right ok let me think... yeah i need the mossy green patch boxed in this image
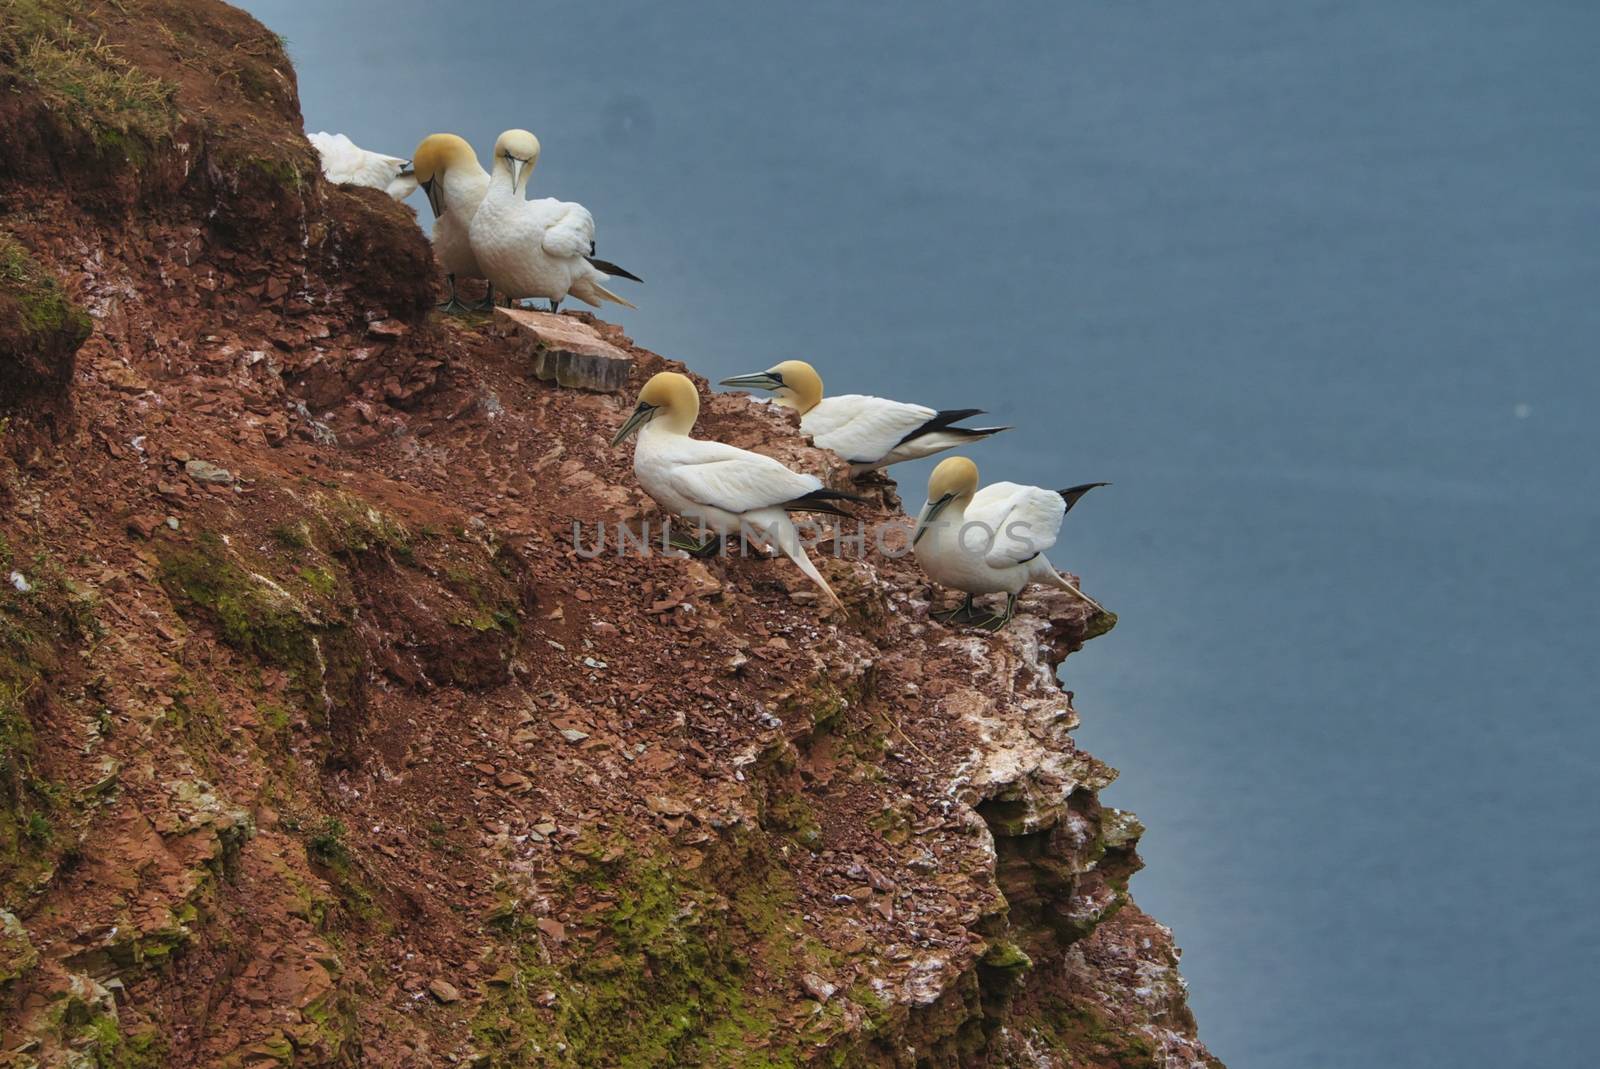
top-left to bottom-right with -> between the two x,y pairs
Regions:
306,817 -> 350,869
0,540 -> 88,908
297,565 -> 338,598
1033,997 -> 1159,1068
1082,608 -> 1118,641
981,940 -> 1033,972
0,908 -> 38,983
76,1003 -> 168,1068
314,491 -> 413,561
0,231 -> 93,341
157,531 -> 363,730
470,830 -> 837,1067
271,521 -> 312,551
777,678 -> 851,735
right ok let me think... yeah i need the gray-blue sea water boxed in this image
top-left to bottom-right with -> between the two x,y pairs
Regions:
244,2 -> 1600,1064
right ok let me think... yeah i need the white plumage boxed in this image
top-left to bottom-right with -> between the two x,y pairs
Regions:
613,373 -> 847,604
912,458 -> 1104,629
409,133 -> 492,310
719,360 -> 1006,475
432,167 -> 489,280
805,396 -> 980,471
307,132 -> 416,200
636,436 -> 827,533
469,129 -> 634,311
965,483 -> 1070,572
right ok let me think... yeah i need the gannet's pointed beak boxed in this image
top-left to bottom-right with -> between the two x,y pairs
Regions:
718,371 -> 785,392
912,494 -> 954,545
420,177 -> 444,216
508,157 -> 523,190
610,401 -> 657,446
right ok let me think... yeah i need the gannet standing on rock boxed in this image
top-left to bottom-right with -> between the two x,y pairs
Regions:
719,360 -> 1009,476
469,129 -> 639,313
912,456 -> 1107,631
307,132 -> 417,199
611,372 -> 857,605
411,133 -> 492,313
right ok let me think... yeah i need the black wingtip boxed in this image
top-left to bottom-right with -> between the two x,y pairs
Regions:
784,487 -> 867,517
1058,481 -> 1110,512
895,408 -> 998,447
586,256 -> 643,283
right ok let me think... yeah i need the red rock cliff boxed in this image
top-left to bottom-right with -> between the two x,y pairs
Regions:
0,2 -> 1222,1065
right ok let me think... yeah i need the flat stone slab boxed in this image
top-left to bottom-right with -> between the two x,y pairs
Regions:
490,307 -> 633,393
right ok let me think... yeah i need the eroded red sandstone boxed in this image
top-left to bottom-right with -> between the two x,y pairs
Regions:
0,3 -> 1221,1065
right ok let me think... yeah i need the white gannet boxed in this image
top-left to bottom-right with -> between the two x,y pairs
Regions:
411,133 -> 492,313
469,129 -> 639,313
308,131 -> 417,200
611,372 -> 858,605
912,456 -> 1106,630
719,360 -> 1009,476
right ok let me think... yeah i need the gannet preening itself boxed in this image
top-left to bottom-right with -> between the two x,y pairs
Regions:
719,360 -> 1009,476
412,133 -> 492,313
611,372 -> 859,605
912,456 -> 1107,631
307,132 -> 417,200
469,129 -> 639,313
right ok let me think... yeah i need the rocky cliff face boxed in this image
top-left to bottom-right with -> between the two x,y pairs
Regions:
0,3 -> 1221,1066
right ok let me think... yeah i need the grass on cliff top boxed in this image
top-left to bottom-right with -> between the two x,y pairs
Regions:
0,0 -> 177,138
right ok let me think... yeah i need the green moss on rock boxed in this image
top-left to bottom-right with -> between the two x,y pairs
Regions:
469,831 -> 839,1067
0,908 -> 38,984
157,532 -> 363,731
0,540 -> 88,907
0,232 -> 93,434
981,940 -> 1033,972
1082,608 -> 1118,640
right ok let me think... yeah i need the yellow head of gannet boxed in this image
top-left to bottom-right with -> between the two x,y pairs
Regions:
718,360 -> 824,414
491,128 -> 542,193
412,133 -> 479,216
611,372 -> 700,444
913,456 -> 980,545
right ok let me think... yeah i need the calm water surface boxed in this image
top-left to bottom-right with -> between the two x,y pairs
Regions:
244,2 -> 1600,1064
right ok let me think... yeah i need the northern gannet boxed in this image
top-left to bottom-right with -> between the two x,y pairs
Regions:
308,131 -> 417,200
469,129 -> 639,313
611,372 -> 857,605
412,133 -> 492,313
912,456 -> 1106,630
719,360 -> 1009,476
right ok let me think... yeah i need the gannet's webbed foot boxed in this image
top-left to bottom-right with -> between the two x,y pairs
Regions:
436,274 -> 471,313
930,594 -> 975,624
685,534 -> 723,558
974,593 -> 1018,632
469,284 -> 496,312
667,530 -> 721,557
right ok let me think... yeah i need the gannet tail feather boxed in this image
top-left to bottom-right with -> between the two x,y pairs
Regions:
766,514 -> 841,605
1040,565 -> 1106,614
893,423 -> 1010,454
1058,481 -> 1110,512
589,279 -> 636,309
895,408 -> 989,446
586,256 -> 643,283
